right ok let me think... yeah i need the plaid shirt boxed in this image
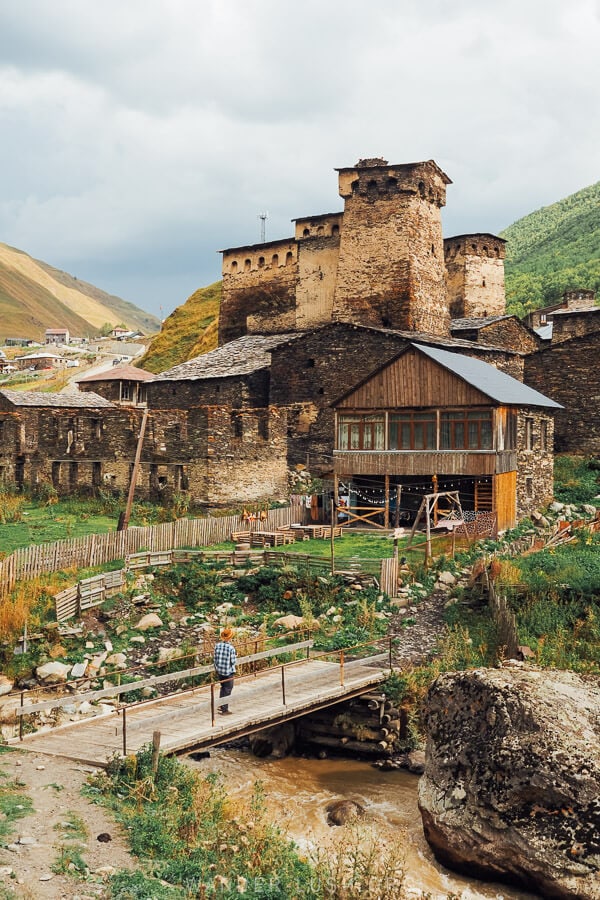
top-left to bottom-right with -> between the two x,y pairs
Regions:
213,640 -> 237,676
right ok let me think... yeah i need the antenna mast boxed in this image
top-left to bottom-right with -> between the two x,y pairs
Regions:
258,211 -> 269,243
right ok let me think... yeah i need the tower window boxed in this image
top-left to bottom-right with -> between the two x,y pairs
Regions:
231,260 -> 238,272
303,228 -> 310,237
482,278 -> 486,287
317,225 -> 324,235
306,358 -> 315,368
258,256 -> 265,268
244,258 -> 251,271
331,224 -> 340,237
366,179 -> 378,200
271,253 -> 279,266
285,251 -> 294,265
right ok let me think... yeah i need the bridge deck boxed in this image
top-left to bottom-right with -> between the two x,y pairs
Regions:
15,657 -> 387,767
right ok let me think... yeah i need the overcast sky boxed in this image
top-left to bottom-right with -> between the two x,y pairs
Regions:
1,0 -> 598,319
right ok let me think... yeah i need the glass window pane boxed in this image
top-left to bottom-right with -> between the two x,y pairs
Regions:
481,421 -> 492,449
350,424 -> 360,450
441,420 -> 450,449
374,421 -> 385,450
401,424 -> 411,449
338,423 -> 348,450
426,423 -> 436,449
468,421 -> 479,448
454,422 -> 465,448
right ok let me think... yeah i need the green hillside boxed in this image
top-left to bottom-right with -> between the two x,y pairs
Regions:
502,181 -> 600,317
36,260 -> 161,335
0,242 -> 160,342
137,281 -> 221,373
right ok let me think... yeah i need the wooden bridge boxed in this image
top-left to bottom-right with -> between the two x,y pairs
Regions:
12,641 -> 390,768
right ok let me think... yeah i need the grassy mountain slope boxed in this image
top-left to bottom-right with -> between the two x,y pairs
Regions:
35,259 -> 160,335
137,281 -> 221,373
0,242 -> 160,341
502,181 -> 600,317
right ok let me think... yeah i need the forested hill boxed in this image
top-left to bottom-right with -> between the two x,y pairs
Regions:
502,180 -> 600,317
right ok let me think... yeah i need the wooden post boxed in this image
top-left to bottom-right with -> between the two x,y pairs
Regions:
19,691 -> 24,742
118,408 -> 149,531
425,497 -> 432,566
388,635 -> 393,670
210,680 -> 215,726
432,474 -> 439,526
122,707 -> 127,757
384,475 -> 390,528
339,649 -> 345,687
151,731 -> 161,781
330,498 -> 335,576
281,665 -> 286,706
394,485 -> 401,529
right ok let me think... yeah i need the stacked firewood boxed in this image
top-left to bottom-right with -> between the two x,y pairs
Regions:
297,692 -> 402,757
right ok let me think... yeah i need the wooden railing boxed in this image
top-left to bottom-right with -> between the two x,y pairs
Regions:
14,634 -> 392,753
0,505 -> 296,598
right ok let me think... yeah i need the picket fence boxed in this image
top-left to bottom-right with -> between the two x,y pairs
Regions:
0,504 -> 297,599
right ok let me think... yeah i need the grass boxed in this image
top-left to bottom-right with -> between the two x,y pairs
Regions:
553,455 -> 600,505
85,747 -> 411,899
0,756 -> 34,847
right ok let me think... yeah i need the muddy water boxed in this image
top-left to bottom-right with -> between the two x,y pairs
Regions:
186,748 -> 538,900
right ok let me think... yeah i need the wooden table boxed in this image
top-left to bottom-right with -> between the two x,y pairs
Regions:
250,531 -> 296,547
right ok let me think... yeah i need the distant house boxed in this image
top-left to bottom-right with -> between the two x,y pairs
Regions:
5,337 -> 36,348
111,327 -> 130,339
14,352 -> 68,371
77,364 -> 155,406
524,289 -> 599,343
332,342 -> 561,531
45,328 -> 70,346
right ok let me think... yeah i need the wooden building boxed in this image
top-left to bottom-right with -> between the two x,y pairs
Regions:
77,364 -> 155,406
332,343 -> 561,531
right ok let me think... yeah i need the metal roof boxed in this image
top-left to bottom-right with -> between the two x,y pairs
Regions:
412,344 -> 562,408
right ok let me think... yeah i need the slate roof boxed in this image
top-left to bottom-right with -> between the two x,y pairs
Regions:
550,306 -> 600,316
0,389 -> 115,408
155,333 -> 304,381
77,365 -> 155,383
413,344 -> 562,408
450,316 -> 511,330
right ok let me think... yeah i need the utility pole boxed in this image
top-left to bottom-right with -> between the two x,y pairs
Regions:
258,212 -> 269,244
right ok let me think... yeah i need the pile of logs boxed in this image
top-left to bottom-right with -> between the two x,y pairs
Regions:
297,692 -> 402,757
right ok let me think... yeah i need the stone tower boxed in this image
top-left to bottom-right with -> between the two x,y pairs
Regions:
444,234 -> 506,319
331,158 -> 451,335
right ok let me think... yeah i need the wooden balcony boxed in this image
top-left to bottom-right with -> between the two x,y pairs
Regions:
333,449 -> 517,477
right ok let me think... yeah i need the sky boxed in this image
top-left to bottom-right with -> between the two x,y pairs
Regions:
0,0 -> 599,320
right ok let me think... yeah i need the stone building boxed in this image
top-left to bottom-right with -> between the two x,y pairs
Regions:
0,155 -> 565,523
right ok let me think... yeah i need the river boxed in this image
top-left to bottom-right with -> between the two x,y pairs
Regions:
186,747 -> 539,899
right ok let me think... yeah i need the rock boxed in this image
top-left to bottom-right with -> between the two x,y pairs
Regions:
583,504 -> 597,516
0,676 -> 14,697
129,635 -> 145,644
105,652 -> 127,667
249,722 -> 296,759
35,662 -> 70,684
550,501 -> 564,512
135,613 -> 163,631
157,647 -> 184,664
390,597 -> 410,609
419,668 -> 600,900
115,624 -> 128,636
70,662 -> 88,678
325,799 -> 364,826
273,614 -> 305,630
78,701 -> 93,715
0,866 -> 13,877
437,571 -> 456,586
405,749 -> 426,774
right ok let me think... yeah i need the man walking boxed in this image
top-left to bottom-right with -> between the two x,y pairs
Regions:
213,627 -> 237,715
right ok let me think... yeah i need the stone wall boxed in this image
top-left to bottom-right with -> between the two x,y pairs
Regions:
515,410 -> 555,517
445,235 -> 506,319
295,229 -> 340,329
147,371 -> 271,410
456,318 -> 539,355
525,333 -> 600,453
332,160 -> 450,335
549,309 -> 600,345
219,238 -> 298,344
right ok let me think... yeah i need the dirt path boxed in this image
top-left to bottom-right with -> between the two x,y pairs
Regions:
0,750 -> 135,899
391,590 -> 451,667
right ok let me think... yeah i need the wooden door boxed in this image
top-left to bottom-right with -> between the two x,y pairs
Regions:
493,471 -> 517,532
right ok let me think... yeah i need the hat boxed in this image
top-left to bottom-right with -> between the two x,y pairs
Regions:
220,627 -> 233,640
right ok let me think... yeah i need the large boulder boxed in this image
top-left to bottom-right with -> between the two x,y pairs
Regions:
325,799 -> 364,826
419,667 -> 600,899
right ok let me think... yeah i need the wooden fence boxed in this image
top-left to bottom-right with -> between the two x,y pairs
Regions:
0,505 -> 295,599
